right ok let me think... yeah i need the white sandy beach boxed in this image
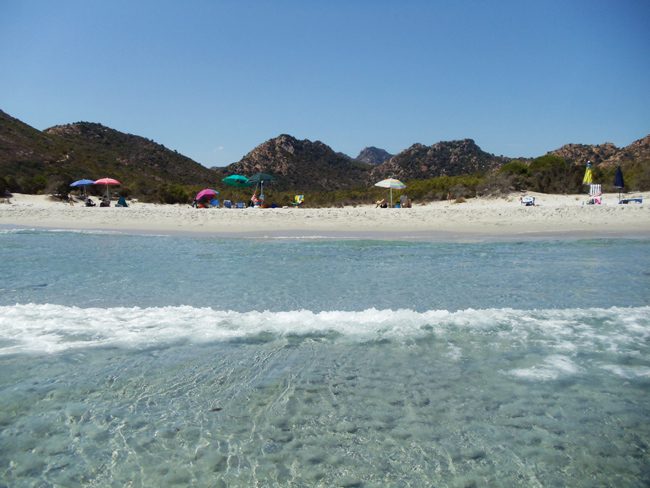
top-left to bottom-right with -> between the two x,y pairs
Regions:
1,192 -> 649,240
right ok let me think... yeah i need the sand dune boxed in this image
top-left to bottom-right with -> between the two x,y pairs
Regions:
1,192 -> 648,241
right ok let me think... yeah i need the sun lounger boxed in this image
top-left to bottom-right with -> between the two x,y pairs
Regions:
619,197 -> 643,204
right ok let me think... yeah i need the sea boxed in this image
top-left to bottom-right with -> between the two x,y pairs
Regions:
0,228 -> 649,487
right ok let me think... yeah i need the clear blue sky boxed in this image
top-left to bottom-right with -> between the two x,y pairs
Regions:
1,0 -> 648,166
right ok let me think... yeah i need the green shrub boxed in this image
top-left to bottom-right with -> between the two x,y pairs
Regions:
499,160 -> 529,176
157,184 -> 191,204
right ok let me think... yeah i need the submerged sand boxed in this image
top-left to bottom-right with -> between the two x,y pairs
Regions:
1,192 -> 649,241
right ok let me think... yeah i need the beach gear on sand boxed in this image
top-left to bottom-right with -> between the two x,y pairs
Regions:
94,177 -> 121,201
222,175 -> 251,188
292,195 -> 304,207
582,162 -> 593,185
70,179 -> 95,197
614,166 -> 625,202
195,189 -> 219,201
375,178 -> 406,207
587,184 -> 602,205
248,173 -> 274,202
71,179 -> 95,187
521,196 -> 535,206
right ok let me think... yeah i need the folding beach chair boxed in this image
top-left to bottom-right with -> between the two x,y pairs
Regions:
588,184 -> 602,205
292,194 -> 304,207
235,201 -> 246,209
223,200 -> 232,208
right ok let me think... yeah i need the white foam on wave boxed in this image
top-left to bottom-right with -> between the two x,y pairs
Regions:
0,304 -> 648,358
509,355 -> 581,381
600,364 -> 650,379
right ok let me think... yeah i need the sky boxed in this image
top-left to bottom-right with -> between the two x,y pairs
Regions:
1,0 -> 648,167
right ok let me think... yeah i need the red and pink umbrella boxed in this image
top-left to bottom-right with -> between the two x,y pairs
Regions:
94,177 -> 121,200
195,188 -> 219,201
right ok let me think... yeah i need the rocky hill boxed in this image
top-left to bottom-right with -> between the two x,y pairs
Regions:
548,135 -> 650,167
224,134 -> 372,191
0,110 -> 216,196
43,122 -> 216,185
0,109 -> 63,170
355,146 -> 393,165
372,139 -> 508,180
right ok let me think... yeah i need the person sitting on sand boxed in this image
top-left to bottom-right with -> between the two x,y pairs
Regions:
85,197 -> 96,207
399,194 -> 412,208
375,198 -> 388,208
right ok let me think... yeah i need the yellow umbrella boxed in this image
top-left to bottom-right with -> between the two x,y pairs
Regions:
582,162 -> 593,185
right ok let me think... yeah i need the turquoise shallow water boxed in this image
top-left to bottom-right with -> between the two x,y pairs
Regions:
1,229 -> 649,486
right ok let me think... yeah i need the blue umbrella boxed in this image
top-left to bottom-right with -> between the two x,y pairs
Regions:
70,179 -> 95,187
614,166 -> 625,201
614,166 -> 624,189
70,179 -> 95,196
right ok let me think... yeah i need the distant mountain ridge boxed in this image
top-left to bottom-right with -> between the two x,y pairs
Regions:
224,134 -> 371,191
1,108 -> 648,198
549,135 -> 650,167
355,146 -> 393,165
372,139 -> 509,180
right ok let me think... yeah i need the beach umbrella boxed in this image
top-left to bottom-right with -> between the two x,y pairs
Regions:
70,179 -> 95,187
70,179 -> 95,196
94,177 -> 121,200
248,173 -> 274,201
582,162 -> 593,185
222,174 -> 251,188
375,178 -> 406,207
195,188 -> 219,201
614,166 -> 625,201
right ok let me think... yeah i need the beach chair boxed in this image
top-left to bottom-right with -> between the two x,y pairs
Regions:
520,196 -> 535,206
235,201 -> 246,209
292,195 -> 304,207
223,200 -> 232,208
209,198 -> 220,208
116,196 -> 128,207
588,184 -> 602,205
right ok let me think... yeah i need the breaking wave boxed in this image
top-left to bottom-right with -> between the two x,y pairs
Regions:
1,303 -> 648,356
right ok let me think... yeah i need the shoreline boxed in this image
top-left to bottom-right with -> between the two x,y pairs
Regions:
1,192 -> 649,242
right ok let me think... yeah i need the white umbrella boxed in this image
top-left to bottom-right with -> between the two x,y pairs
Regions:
374,178 -> 406,207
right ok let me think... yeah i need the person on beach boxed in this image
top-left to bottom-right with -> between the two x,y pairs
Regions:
375,198 -> 388,208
